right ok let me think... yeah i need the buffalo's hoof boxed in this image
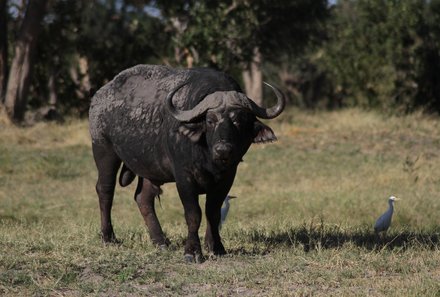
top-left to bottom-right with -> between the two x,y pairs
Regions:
103,238 -> 122,245
184,253 -> 205,264
152,237 -> 171,248
205,243 -> 227,256
213,248 -> 227,256
207,248 -> 227,260
158,244 -> 168,251
101,233 -> 121,245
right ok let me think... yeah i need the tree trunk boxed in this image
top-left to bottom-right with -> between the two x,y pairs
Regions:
48,69 -> 57,106
0,0 -> 7,101
0,0 -> 8,128
69,54 -> 91,99
242,47 -> 263,105
4,0 -> 47,122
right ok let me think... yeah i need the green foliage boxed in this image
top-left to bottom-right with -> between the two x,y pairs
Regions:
4,0 -> 329,118
159,0 -> 328,71
29,0 -> 168,115
76,1 -> 168,86
32,0 -> 84,112
182,2 -> 257,69
6,0 -> 440,117
319,0 -> 440,113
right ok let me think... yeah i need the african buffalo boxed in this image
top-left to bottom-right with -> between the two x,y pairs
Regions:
89,64 -> 285,262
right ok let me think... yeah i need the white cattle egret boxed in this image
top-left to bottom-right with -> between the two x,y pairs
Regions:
374,196 -> 400,234
219,195 -> 237,230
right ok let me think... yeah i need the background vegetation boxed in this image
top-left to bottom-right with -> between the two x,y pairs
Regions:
1,0 -> 440,123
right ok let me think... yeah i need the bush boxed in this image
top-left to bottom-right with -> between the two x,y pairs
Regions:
319,0 -> 440,113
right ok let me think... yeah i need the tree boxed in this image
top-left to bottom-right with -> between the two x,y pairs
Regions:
242,0 -> 328,104
4,0 -> 47,122
76,1 -> 167,90
158,0 -> 328,105
3,0 -> 167,119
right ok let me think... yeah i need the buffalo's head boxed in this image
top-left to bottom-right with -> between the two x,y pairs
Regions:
166,82 -> 286,170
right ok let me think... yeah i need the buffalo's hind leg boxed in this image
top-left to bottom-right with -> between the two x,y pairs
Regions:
92,143 -> 122,243
135,177 -> 170,248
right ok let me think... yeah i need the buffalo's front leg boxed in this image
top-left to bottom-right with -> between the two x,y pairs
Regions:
134,177 -> 169,247
205,173 -> 235,256
92,143 -> 122,243
204,194 -> 227,256
176,183 -> 203,263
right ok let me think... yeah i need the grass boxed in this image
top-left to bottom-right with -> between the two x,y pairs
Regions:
0,108 -> 439,296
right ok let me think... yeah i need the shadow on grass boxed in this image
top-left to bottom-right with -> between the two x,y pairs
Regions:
103,225 -> 440,257
230,225 -> 440,254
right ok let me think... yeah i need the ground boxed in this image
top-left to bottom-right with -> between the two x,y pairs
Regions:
0,108 -> 439,296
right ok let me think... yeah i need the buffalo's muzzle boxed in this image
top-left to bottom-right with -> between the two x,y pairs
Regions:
213,142 -> 233,165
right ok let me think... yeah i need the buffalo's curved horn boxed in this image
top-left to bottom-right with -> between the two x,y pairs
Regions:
166,82 -> 223,122
247,82 -> 286,119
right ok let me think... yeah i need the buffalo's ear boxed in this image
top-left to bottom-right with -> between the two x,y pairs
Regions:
179,123 -> 205,142
253,120 -> 277,143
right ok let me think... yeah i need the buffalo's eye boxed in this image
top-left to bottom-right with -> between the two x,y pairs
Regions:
229,111 -> 241,127
206,115 -> 217,127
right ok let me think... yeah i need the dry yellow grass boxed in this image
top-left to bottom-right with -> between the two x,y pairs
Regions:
0,106 -> 11,126
0,108 -> 439,296
0,119 -> 91,149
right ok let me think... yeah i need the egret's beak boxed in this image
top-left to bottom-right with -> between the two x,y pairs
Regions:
228,195 -> 237,200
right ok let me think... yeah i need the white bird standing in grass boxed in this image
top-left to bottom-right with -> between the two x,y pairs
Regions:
219,195 -> 237,230
374,196 -> 400,234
